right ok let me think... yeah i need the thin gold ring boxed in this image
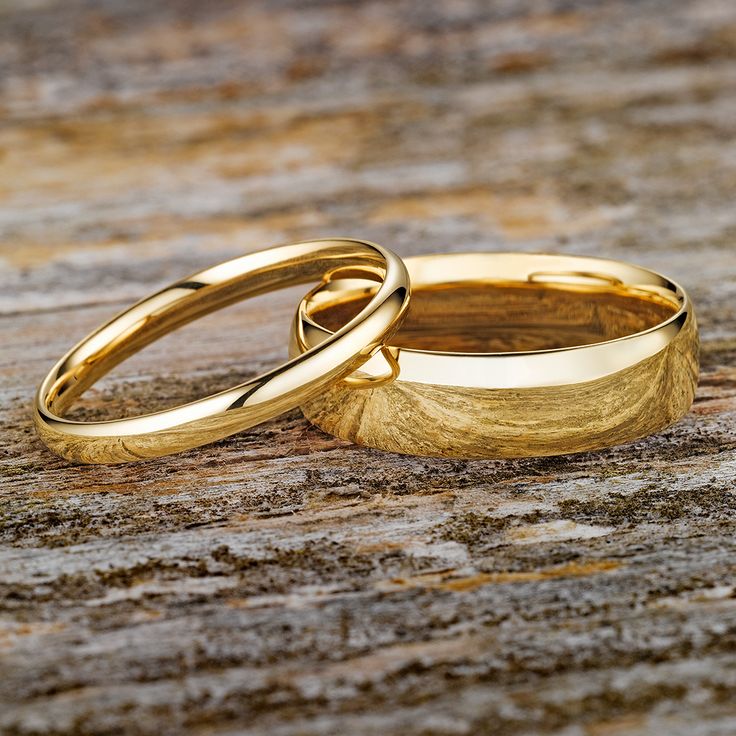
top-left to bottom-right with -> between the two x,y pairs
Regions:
291,252 -> 699,459
34,238 -> 410,464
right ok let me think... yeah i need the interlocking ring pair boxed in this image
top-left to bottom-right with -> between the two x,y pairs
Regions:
34,239 -> 698,464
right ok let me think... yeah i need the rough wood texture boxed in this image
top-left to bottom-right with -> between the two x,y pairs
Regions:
1,1 -> 735,734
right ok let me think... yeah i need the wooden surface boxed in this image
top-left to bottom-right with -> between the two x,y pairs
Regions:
1,1 -> 736,734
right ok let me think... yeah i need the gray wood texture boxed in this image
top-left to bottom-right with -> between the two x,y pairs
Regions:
1,1 -> 735,734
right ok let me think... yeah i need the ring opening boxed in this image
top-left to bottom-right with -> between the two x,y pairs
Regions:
308,280 -> 680,353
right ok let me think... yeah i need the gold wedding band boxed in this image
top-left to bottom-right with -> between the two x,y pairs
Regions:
291,252 -> 699,459
34,239 -> 410,464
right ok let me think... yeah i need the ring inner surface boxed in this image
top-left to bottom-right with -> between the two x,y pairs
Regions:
309,281 -> 679,353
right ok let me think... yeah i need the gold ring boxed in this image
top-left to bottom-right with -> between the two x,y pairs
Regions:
34,238 -> 410,464
291,252 -> 699,458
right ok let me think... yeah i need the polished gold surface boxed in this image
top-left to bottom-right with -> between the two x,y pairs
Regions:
292,253 -> 699,458
34,239 -> 410,463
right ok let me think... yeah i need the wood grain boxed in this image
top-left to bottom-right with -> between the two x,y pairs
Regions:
1,1 -> 736,734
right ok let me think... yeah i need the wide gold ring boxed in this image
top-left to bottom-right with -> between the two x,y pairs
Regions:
34,238 -> 410,464
291,252 -> 699,459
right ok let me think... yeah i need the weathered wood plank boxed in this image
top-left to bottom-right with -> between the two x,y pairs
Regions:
1,0 -> 736,734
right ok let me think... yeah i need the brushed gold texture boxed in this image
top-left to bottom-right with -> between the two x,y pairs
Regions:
34,239 -> 410,464
291,253 -> 699,459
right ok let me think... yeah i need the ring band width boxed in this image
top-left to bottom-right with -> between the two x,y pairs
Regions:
34,238 -> 410,463
292,252 -> 699,459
